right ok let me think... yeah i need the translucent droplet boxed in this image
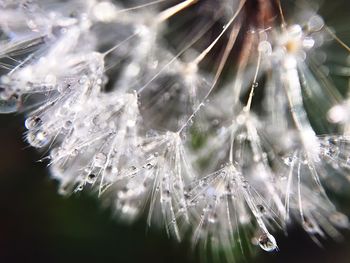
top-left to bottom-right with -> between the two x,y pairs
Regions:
75,183 -> 84,192
25,116 -> 42,130
308,15 -> 324,32
64,120 -> 73,129
27,129 -> 50,148
145,163 -> 153,169
258,233 -> 277,252
79,75 -> 89,84
87,173 -> 97,184
258,41 -> 272,55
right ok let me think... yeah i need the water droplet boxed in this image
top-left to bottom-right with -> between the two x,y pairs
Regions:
257,205 -> 265,214
145,163 -> 153,169
27,129 -> 50,148
25,116 -> 42,130
76,184 -> 84,192
258,233 -> 277,252
220,170 -> 227,176
64,120 -> 73,129
258,41 -> 272,55
87,173 -> 97,184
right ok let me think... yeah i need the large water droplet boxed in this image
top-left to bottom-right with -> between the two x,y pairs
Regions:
25,116 -> 42,130
87,173 -> 97,184
258,233 -> 278,252
27,129 -> 50,148
144,163 -> 153,170
64,120 -> 73,129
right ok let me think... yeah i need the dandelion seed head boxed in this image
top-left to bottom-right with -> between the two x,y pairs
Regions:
1,0 -> 350,260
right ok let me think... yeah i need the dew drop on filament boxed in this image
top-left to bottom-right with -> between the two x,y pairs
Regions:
25,116 -> 42,130
258,233 -> 278,252
27,129 -> 50,148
